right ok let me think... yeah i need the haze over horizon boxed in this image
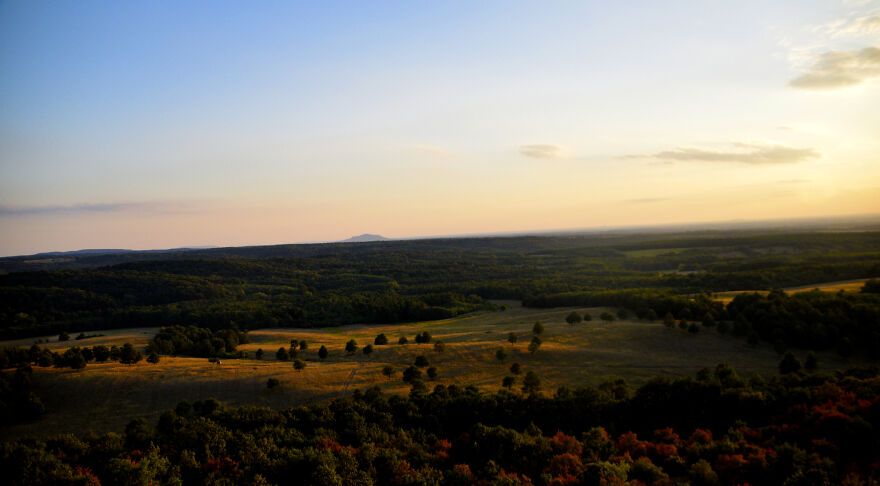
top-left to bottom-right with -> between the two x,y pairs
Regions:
2,1 -> 879,256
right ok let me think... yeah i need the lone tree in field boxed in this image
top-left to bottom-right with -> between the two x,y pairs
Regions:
434,341 -> 446,353
510,362 -> 522,375
414,355 -> 430,368
402,365 -> 422,383
522,371 -> 541,395
779,352 -> 802,375
532,321 -> 545,336
120,343 -> 143,365
508,332 -> 518,344
528,336 -> 542,355
566,311 -> 582,325
255,348 -> 264,360
382,365 -> 394,378
298,341 -> 308,351
495,347 -> 508,361
266,378 -> 280,390
345,340 -> 358,355
415,331 -> 432,344
293,359 -> 306,371
398,336 -> 409,345
663,312 -> 675,328
502,376 -> 515,389
147,352 -> 160,364
600,312 -> 615,322
363,344 -> 374,356
583,312 -> 592,322
374,334 -> 388,345
276,347 -> 290,361
318,345 -> 328,360
426,366 -> 438,380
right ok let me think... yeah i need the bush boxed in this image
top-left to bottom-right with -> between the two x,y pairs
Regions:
779,352 -> 802,374
398,336 -> 408,345
362,344 -> 374,355
600,312 -> 615,322
426,366 -> 438,380
414,355 -> 430,368
510,362 -> 521,374
495,347 -> 508,361
507,332 -> 518,343
293,359 -> 306,371
434,341 -> 446,353
276,347 -> 290,361
255,348 -> 264,360
402,365 -> 421,383
318,345 -> 328,360
522,370 -> 541,395
502,376 -> 515,388
382,365 -> 394,377
374,334 -> 388,345
415,332 -> 432,344
532,321 -> 545,335
266,378 -> 280,389
147,352 -> 160,364
528,336 -> 542,355
565,311 -> 582,324
345,340 -> 358,355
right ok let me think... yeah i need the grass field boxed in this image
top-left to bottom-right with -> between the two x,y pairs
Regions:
1,301 -> 864,440
711,278 -> 870,304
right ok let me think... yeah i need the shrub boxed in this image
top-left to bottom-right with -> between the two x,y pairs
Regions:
266,378 -> 280,389
565,311 -> 582,324
374,334 -> 388,345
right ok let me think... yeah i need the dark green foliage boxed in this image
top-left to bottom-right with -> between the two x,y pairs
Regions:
646,309 -> 657,321
779,352 -> 802,374
344,340 -> 358,355
600,312 -> 615,322
495,347 -> 507,361
862,278 -> 880,293
147,352 -> 160,364
398,336 -> 408,345
149,325 -> 247,358
266,378 -> 280,389
532,321 -> 544,335
298,340 -> 308,350
362,344 -> 373,356
528,336 -> 541,354
414,355 -> 430,368
507,332 -> 518,343
433,341 -> 446,353
293,359 -> 306,371
402,365 -> 421,383
426,366 -> 438,380
510,362 -> 521,374
663,312 -> 675,328
255,348 -> 264,360
688,323 -> 699,334
119,343 -> 142,365
565,311 -> 581,324
92,345 -> 110,362
374,333 -> 388,345
381,365 -> 394,377
522,370 -> 541,395
414,331 -> 432,344
318,345 -> 328,360
502,376 -> 515,388
276,347 -> 290,361
0,365 -> 45,424
583,311 -> 592,321
678,319 -> 688,330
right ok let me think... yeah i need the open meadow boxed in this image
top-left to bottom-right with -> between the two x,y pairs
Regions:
0,301 -> 862,441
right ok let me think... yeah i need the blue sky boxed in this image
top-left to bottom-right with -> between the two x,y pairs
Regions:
1,1 -> 879,255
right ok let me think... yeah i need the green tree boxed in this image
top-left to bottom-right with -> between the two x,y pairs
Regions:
293,359 -> 306,371
414,355 -> 430,367
362,344 -> 374,355
507,332 -> 518,344
276,347 -> 290,361
318,345 -> 329,360
92,345 -> 110,362
532,321 -> 545,335
398,336 -> 408,345
382,365 -> 394,378
566,311 -> 582,324
495,347 -> 508,361
147,352 -> 160,364
119,343 -> 143,365
528,336 -> 542,355
374,334 -> 388,345
583,312 -> 592,321
434,341 -> 446,353
426,366 -> 438,380
402,365 -> 422,383
345,339 -> 358,355
298,341 -> 308,351
255,348 -> 264,360
522,370 -> 541,395
502,376 -> 515,389
600,312 -> 615,322
510,362 -> 522,374
266,378 -> 280,389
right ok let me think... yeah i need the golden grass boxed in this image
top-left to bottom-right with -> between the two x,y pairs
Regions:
0,301 -> 865,440
712,278 -> 869,304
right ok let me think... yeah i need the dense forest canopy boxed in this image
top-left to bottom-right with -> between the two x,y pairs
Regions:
1,230 -> 879,345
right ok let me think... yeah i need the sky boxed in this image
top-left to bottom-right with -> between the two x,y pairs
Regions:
1,0 -> 879,256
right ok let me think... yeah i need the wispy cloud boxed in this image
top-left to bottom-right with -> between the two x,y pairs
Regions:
625,197 -> 669,204
789,46 -> 880,89
628,143 -> 820,165
520,144 -> 565,160
0,201 -> 194,216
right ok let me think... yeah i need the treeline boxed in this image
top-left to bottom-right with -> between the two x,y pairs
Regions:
148,326 -> 249,358
2,365 -> 878,485
2,231 -> 879,340
523,289 -> 724,321
0,342 -> 148,371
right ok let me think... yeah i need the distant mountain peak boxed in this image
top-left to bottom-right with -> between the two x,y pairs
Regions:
341,234 -> 389,243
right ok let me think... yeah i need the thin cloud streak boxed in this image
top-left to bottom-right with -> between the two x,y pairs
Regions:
644,143 -> 820,165
520,144 -> 565,160
0,201 -> 197,216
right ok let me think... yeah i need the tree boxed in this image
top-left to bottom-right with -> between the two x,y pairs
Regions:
290,339 -> 299,349
58,331 -> 70,342
426,366 -> 438,380
502,376 -> 515,389
255,348 -> 264,360
382,365 -> 394,378
861,278 -> 880,293
299,341 -> 308,351
276,347 -> 290,361
362,344 -> 374,356
93,345 -> 110,362
532,321 -> 545,335
583,312 -> 592,322
345,340 -> 358,355
402,365 -> 422,383
510,362 -> 522,374
374,334 -> 388,345
600,312 -> 615,322
293,359 -> 306,371
616,309 -> 628,320
495,347 -> 508,361
414,355 -> 430,368
805,351 -> 818,371
779,352 -> 802,374
566,311 -> 582,325
147,352 -> 160,364
663,312 -> 675,328
522,371 -> 541,395
528,336 -> 542,355
507,332 -> 518,344
415,332 -> 432,344
119,343 -> 143,365
434,341 -> 446,353
318,345 -> 329,360
398,336 -> 409,345
266,378 -> 280,389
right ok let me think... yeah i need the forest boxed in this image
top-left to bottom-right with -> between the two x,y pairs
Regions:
2,363 -> 878,485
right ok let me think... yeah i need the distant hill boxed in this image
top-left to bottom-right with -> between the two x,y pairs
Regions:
341,234 -> 389,243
